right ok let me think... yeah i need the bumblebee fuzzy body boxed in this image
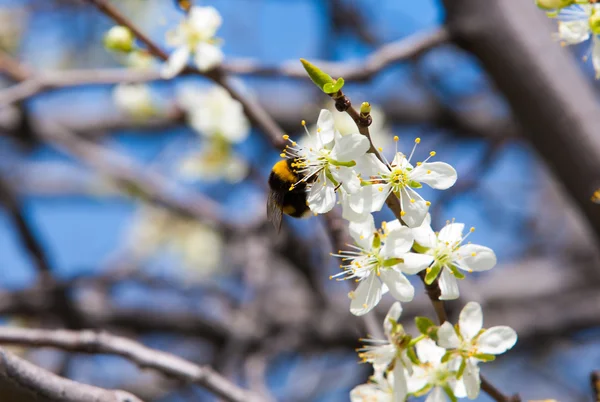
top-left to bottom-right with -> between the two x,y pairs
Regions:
267,158 -> 311,229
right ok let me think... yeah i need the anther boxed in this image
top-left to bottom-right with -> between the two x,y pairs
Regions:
280,153 -> 286,157
282,134 -> 289,140
416,162 -> 422,166
410,199 -> 415,203
394,136 -> 399,142
427,170 -> 431,174
401,211 -> 406,216
378,147 -> 383,152
425,201 -> 431,206
471,252 -> 476,257
430,151 -> 436,156
301,120 -> 306,126
415,138 -> 421,144
470,227 -> 475,232
378,187 -> 383,192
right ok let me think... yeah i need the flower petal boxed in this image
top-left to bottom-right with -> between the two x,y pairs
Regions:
347,184 -> 390,215
397,252 -> 433,275
161,46 -> 190,79
350,273 -> 383,316
189,6 -> 222,38
459,302 -> 483,341
307,177 -> 336,214
437,322 -> 460,349
415,338 -> 445,364
331,166 -> 361,194
438,223 -> 464,244
315,109 -> 336,144
438,267 -> 460,300
383,302 -> 402,337
341,192 -> 372,223
557,20 -> 590,45
477,326 -> 518,354
355,153 -> 389,177
380,225 -> 414,257
399,186 -> 428,228
463,359 -> 481,399
456,244 -> 497,272
393,360 -> 408,402
425,386 -> 447,402
412,214 -> 437,248
350,384 -> 388,402
410,162 -> 457,190
194,42 -> 223,72
380,269 -> 414,302
330,133 -> 370,162
349,214 -> 375,249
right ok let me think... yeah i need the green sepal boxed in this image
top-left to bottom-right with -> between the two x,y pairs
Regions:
412,242 -> 429,253
412,384 -> 432,397
449,264 -> 466,280
441,350 -> 454,363
442,384 -> 458,402
425,263 -> 442,285
300,58 -> 334,92
457,358 -> 466,379
329,159 -> 356,167
408,180 -> 422,189
372,232 -> 381,249
406,346 -> 420,365
415,316 -> 435,336
473,353 -> 496,362
383,258 -> 403,267
323,77 -> 345,94
325,170 -> 339,186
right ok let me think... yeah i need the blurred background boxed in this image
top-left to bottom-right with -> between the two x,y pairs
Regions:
0,0 -> 598,401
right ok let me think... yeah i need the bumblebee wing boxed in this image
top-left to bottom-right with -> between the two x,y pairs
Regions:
267,190 -> 284,232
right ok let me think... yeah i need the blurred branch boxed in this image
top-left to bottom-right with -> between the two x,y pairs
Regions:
442,0 -> 600,244
0,347 -> 142,402
592,371 -> 600,401
0,327 -> 264,402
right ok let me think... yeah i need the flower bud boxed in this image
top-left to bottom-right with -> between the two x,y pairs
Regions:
360,102 -> 371,116
534,0 -> 574,10
104,26 -> 135,52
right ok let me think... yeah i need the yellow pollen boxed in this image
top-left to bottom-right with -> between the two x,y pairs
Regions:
301,120 -> 306,126
401,211 -> 406,216
363,303 -> 368,309
378,187 -> 383,192
410,199 -> 415,203
313,212 -> 318,216
427,170 -> 432,174
329,275 -> 333,279
416,162 -> 422,166
348,291 -> 355,299
289,185 -> 295,190
280,153 -> 286,158
468,269 -> 473,273
360,235 -> 364,239
415,138 -> 421,144
292,141 -> 297,146
394,136 -> 399,141
426,201 -> 431,206
470,227 -> 475,232
378,147 -> 383,151
426,267 -> 432,273
283,134 -> 289,140
317,128 -> 322,133
430,151 -> 436,156
471,252 -> 477,257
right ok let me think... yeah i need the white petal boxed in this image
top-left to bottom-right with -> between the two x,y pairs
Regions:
463,359 -> 481,399
410,162 -> 457,190
349,214 -> 375,249
393,361 -> 408,401
557,20 -> 590,45
399,186 -> 428,228
341,192 -> 373,223
194,43 -> 223,72
350,273 -> 383,316
477,326 -> 518,354
380,226 -> 414,257
593,37 -> 600,79
380,269 -> 414,302
415,338 -> 446,364
412,214 -> 437,249
406,366 -> 428,393
348,184 -> 390,215
189,6 -> 222,38
350,384 -> 388,402
438,267 -> 460,300
316,109 -> 335,144
397,252 -> 433,275
330,133 -> 370,162
331,166 -> 361,194
383,302 -> 402,337
355,153 -> 389,177
438,223 -> 464,244
459,302 -> 483,341
456,244 -> 497,272
161,46 -> 190,79
307,178 -> 336,214
425,386 -> 447,402
437,322 -> 460,349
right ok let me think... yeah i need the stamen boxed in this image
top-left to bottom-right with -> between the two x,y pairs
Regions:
282,134 -> 289,140
408,137 -> 420,162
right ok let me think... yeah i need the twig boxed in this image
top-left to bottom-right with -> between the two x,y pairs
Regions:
481,376 -> 522,402
0,347 -> 143,402
0,327 -> 264,402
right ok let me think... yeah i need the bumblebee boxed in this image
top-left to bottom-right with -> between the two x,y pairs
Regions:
267,158 -> 312,230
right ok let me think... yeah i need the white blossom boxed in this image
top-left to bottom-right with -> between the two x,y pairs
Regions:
412,215 -> 497,300
179,137 -> 248,183
554,4 -> 600,78
356,302 -> 413,401
177,85 -> 250,143
331,214 -> 432,315
347,138 -> 457,228
162,6 -> 223,78
437,302 -> 517,399
282,109 -> 369,214
113,83 -> 155,118
350,371 -> 394,402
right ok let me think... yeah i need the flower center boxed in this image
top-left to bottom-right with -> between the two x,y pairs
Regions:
432,244 -> 453,266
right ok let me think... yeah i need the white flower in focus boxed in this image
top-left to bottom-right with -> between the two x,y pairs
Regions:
113,83 -> 155,118
162,6 -> 223,78
554,4 -> 600,78
331,215 -> 433,315
348,138 -> 457,228
282,109 -> 370,214
350,371 -> 394,402
437,302 -> 517,399
407,339 -> 462,402
357,302 -> 413,400
177,85 -> 249,143
412,215 -> 497,300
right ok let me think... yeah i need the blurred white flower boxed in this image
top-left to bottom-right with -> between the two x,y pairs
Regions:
177,85 -> 250,143
179,136 -> 249,183
128,205 -> 223,279
331,215 -> 432,316
125,50 -> 156,70
412,215 -> 497,300
350,371 -> 394,402
0,7 -> 26,53
437,302 -> 517,399
162,6 -> 223,77
113,83 -> 155,118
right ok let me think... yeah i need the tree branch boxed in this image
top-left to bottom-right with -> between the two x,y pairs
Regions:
0,328 -> 264,402
0,347 -> 143,402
